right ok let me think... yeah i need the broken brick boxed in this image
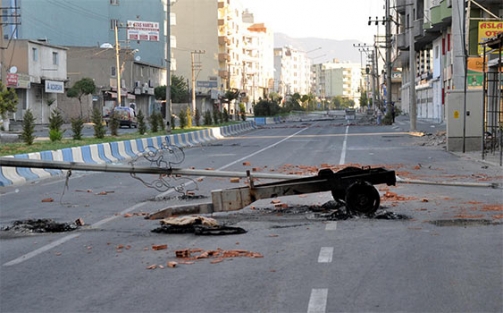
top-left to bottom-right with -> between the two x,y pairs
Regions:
152,244 -> 168,251
167,261 -> 178,268
230,177 -> 240,183
75,218 -> 85,226
242,161 -> 251,166
175,249 -> 191,258
41,198 -> 54,203
146,264 -> 157,270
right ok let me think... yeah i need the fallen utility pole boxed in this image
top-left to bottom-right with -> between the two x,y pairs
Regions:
396,176 -> 499,189
0,158 -> 304,180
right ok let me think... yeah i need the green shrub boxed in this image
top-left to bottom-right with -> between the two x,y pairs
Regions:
49,128 -> 63,141
239,103 -> 247,121
156,113 -> 165,132
212,109 -> 219,125
185,107 -> 192,128
178,108 -> 187,129
223,108 -> 229,123
137,109 -> 147,135
109,111 -> 120,136
48,110 -> 65,142
170,114 -> 176,130
21,109 -> 35,145
204,110 -> 212,126
149,112 -> 159,133
92,108 -> 106,139
71,117 -> 84,140
194,108 -> 201,126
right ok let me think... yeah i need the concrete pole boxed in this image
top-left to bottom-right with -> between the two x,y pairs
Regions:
191,51 -> 196,115
115,23 -> 121,107
165,0 -> 172,133
409,12 -> 417,132
385,0 -> 392,116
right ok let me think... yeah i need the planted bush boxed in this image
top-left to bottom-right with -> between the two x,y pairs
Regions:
21,109 -> 35,145
71,117 -> 84,140
48,109 -> 64,142
137,109 -> 147,135
92,108 -> 106,139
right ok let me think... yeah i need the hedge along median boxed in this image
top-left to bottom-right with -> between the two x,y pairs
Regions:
0,121 -> 256,187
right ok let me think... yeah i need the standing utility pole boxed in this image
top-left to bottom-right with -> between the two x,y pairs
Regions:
385,0 -> 392,117
409,8 -> 417,131
165,0 -> 172,132
115,22 -> 121,107
191,50 -> 205,114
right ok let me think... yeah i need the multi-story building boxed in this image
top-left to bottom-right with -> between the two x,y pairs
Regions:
1,0 -> 274,121
395,0 -> 502,151
171,1 -> 273,114
273,46 -> 312,101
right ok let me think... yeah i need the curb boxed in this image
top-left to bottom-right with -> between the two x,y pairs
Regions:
0,121 -> 256,187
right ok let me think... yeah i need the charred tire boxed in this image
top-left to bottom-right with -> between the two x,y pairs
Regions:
344,181 -> 380,215
330,167 -> 365,202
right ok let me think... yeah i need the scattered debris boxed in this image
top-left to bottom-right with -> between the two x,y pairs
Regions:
152,244 -> 168,250
167,261 -> 178,268
152,215 -> 246,235
1,219 -> 80,233
174,248 -> 263,265
75,218 -> 85,226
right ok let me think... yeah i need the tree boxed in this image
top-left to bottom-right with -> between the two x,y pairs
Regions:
359,92 -> 369,109
154,75 -> 189,103
91,108 -> 106,139
21,109 -> 35,145
48,109 -> 65,141
0,81 -> 18,122
67,77 -> 96,119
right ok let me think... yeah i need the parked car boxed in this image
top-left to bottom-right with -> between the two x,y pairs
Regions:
112,106 -> 137,128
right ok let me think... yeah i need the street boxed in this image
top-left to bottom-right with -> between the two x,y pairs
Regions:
1,118 -> 502,313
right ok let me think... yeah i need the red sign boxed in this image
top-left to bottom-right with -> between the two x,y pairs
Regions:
6,73 -> 18,87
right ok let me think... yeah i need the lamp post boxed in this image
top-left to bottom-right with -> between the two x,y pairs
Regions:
191,50 -> 205,115
114,22 -> 122,107
165,0 -> 172,133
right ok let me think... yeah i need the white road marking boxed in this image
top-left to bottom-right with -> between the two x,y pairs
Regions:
3,233 -> 80,267
307,288 -> 328,313
5,128 -> 311,267
3,203 -> 147,267
157,127 -> 309,199
318,247 -> 334,263
325,222 -> 337,230
339,126 -> 349,165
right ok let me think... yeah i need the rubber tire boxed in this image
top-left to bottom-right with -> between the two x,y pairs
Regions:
330,167 -> 365,202
344,181 -> 380,215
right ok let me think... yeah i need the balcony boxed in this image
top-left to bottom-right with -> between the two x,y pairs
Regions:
218,53 -> 230,62
218,69 -> 228,79
429,0 -> 452,31
396,32 -> 409,50
396,0 -> 408,14
218,35 -> 230,46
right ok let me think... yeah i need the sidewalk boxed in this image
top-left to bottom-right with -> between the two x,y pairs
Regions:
393,114 -> 502,168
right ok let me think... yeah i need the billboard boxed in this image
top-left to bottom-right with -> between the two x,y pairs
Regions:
478,21 -> 503,55
127,20 -> 160,42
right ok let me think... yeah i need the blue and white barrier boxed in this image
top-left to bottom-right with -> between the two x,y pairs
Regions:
0,121 -> 256,187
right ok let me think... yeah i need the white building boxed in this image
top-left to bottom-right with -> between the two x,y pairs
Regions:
273,46 -> 312,101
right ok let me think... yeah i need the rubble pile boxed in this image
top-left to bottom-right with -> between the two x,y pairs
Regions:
416,131 -> 446,146
1,218 -> 81,233
151,215 -> 246,235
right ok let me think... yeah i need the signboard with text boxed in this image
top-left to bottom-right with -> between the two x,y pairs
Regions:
45,80 -> 64,93
127,20 -> 159,42
478,21 -> 503,55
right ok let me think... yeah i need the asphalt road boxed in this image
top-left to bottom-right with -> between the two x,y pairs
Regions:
1,119 -> 502,313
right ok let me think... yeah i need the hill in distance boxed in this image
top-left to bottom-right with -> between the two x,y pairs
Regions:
274,33 -> 366,65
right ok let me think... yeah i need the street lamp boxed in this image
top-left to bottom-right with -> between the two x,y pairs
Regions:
191,50 -> 205,114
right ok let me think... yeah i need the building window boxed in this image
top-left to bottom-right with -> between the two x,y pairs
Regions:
110,19 -> 118,30
52,52 -> 59,65
32,48 -> 38,61
110,0 -> 119,4
111,66 -> 116,77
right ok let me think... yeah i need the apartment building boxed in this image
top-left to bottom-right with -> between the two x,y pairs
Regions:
273,46 -> 312,101
395,0 -> 501,151
315,61 -> 362,106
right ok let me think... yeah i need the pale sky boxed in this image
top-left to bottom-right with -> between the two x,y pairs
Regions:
239,0 -> 386,44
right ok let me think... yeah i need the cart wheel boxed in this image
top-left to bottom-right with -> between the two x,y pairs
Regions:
345,181 -> 380,215
330,167 -> 365,202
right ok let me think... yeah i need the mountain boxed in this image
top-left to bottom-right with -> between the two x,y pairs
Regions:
274,33 -> 365,65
